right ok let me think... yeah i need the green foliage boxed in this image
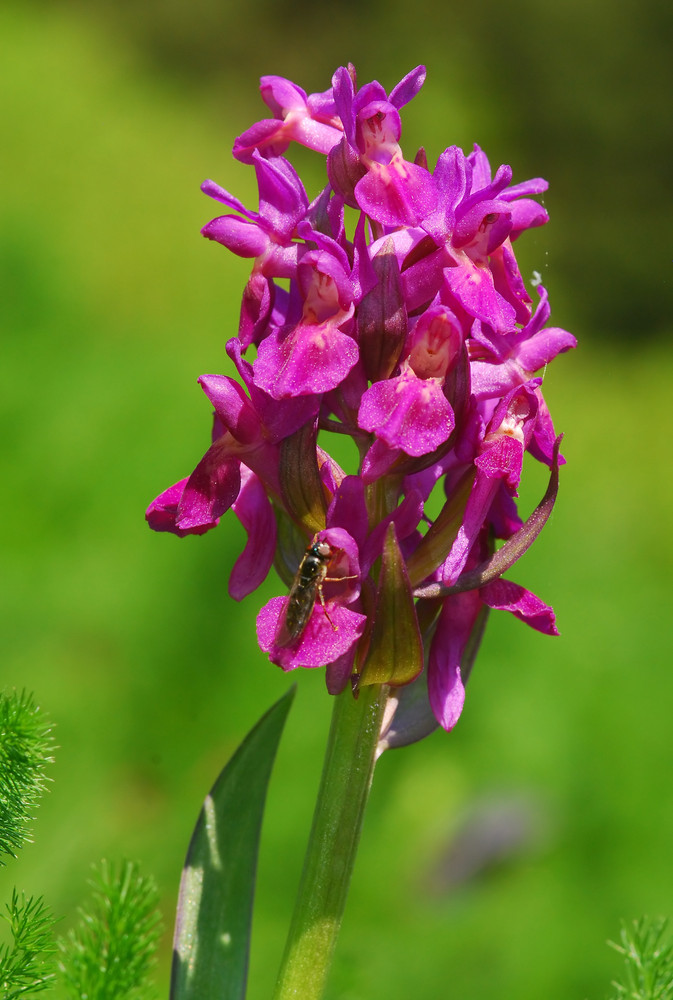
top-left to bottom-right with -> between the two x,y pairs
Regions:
0,890 -> 56,999
608,919 -> 673,1000
58,861 -> 162,1000
0,691 -> 54,864
0,690 -> 161,998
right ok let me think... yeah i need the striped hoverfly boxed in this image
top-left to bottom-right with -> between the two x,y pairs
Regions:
276,536 -> 356,648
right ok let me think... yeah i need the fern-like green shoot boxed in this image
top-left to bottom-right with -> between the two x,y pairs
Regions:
0,690 -> 55,864
58,859 -> 162,1000
0,889 -> 56,999
609,917 -> 673,1000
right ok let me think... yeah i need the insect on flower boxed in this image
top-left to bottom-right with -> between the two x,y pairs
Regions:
276,536 -> 355,648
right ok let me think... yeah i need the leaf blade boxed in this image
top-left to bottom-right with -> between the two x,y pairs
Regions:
170,686 -> 295,1000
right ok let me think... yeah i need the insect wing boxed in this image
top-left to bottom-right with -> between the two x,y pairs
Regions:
277,586 -> 317,648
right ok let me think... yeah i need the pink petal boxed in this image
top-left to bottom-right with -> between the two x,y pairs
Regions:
481,579 -> 558,635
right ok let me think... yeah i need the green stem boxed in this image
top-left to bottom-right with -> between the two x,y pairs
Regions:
272,682 -> 389,1000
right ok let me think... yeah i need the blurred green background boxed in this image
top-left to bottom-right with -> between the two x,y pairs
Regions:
2,0 -> 672,997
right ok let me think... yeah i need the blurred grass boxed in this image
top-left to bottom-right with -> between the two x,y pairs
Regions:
2,4 -> 673,1000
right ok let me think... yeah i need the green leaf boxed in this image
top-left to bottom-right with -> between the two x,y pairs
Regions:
279,422 -> 327,535
405,469 -> 475,588
358,524 -> 423,688
170,686 -> 295,1000
378,603 -> 490,753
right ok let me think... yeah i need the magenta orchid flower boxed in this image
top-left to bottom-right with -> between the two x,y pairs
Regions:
328,64 -> 438,227
146,64 -> 575,736
233,75 -> 343,163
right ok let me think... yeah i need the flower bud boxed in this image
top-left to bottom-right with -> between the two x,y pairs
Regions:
327,136 -> 366,208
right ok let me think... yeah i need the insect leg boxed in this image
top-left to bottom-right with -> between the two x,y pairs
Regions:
316,580 -> 339,632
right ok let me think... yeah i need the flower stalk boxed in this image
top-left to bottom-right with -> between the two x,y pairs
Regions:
273,683 -> 389,1000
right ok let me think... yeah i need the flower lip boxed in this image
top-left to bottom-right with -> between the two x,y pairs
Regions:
257,596 -> 367,671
